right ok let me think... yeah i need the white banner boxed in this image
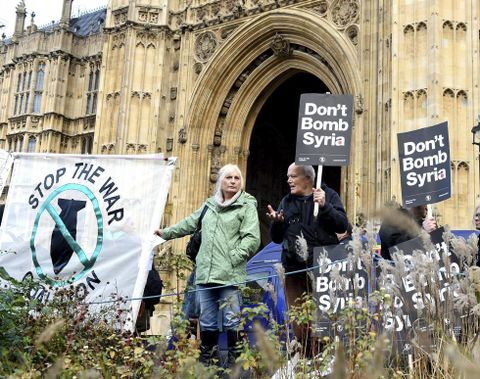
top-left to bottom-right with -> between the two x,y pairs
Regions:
0,153 -> 175,331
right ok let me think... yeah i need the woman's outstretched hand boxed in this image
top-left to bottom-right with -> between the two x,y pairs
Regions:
154,229 -> 163,237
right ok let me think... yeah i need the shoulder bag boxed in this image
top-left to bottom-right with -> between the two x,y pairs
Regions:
185,205 -> 208,262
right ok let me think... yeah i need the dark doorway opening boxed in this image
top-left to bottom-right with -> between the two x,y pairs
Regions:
246,72 -> 341,246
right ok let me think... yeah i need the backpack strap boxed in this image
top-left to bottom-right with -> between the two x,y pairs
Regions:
196,205 -> 208,231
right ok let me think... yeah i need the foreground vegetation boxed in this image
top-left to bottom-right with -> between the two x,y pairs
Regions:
1,224 -> 480,378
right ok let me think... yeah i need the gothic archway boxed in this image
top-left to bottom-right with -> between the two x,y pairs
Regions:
182,8 -> 362,220
245,72 -> 342,245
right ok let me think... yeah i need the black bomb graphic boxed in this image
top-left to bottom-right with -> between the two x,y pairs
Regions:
50,199 -> 86,274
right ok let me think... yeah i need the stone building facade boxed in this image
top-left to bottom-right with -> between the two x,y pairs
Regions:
0,0 -> 479,237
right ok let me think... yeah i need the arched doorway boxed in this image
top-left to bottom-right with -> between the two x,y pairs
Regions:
182,9 -> 363,230
246,72 -> 342,245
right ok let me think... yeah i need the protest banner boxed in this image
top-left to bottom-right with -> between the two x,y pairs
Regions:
0,153 -> 175,331
313,243 -> 369,337
295,93 -> 353,166
376,227 -> 461,353
397,122 -> 451,207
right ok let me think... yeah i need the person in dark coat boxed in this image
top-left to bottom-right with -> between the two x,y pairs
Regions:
378,204 -> 437,261
266,163 -> 348,356
336,222 -> 353,245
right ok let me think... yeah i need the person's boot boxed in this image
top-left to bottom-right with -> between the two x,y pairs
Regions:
226,329 -> 242,368
199,330 -> 219,366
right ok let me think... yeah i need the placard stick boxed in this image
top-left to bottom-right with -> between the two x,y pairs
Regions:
427,204 -> 433,218
427,204 -> 439,225
313,165 -> 323,217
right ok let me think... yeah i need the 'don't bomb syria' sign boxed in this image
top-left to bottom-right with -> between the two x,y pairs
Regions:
295,93 -> 353,166
0,153 -> 174,330
397,122 -> 451,207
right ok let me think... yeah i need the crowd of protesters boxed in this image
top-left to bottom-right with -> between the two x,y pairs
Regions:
152,162 -> 480,368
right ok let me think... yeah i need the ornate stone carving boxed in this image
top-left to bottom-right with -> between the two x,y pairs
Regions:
178,128 -> 187,144
125,143 -> 148,153
331,0 -> 359,28
354,94 -> 364,114
345,25 -> 359,46
112,33 -> 126,50
136,32 -> 157,48
101,143 -> 115,153
194,62 -> 203,74
310,1 -> 328,15
209,145 -> 226,183
196,8 -> 207,20
126,143 -> 136,153
270,33 -> 292,57
138,11 -> 148,23
149,12 -> 159,24
225,0 -> 236,13
168,10 -> 186,28
170,87 -> 177,100
113,8 -> 128,26
213,127 -> 222,146
403,91 -> 414,100
220,94 -> 234,116
194,32 -> 217,62
211,4 -> 221,16
443,88 -> 454,98
131,91 -> 152,99
138,7 -> 160,24
232,1 -> 245,18
166,138 -> 173,151
220,25 -> 237,40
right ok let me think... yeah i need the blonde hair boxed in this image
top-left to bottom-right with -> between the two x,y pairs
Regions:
215,164 -> 244,194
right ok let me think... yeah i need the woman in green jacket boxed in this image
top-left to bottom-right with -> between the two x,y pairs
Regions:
155,164 -> 260,366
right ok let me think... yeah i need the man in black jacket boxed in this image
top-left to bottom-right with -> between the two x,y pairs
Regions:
266,163 -> 348,355
378,204 -> 437,261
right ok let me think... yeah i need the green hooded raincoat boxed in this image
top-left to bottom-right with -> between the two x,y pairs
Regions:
162,191 -> 260,286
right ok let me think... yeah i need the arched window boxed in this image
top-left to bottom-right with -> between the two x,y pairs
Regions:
81,135 -> 93,154
33,63 -> 45,113
86,64 -> 100,115
35,63 -> 45,91
17,136 -> 24,152
24,93 -> 29,113
14,66 -> 33,115
92,93 -> 97,114
94,68 -> 100,90
16,73 -> 22,92
27,136 -> 36,153
88,69 -> 94,91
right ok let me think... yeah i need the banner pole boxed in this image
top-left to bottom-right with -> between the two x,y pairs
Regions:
313,165 -> 323,217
